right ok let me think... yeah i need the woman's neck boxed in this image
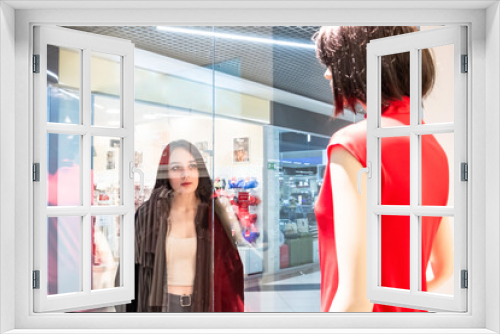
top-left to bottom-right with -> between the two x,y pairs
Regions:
171,192 -> 198,210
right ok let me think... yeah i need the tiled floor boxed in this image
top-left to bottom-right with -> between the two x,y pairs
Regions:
244,269 -> 321,312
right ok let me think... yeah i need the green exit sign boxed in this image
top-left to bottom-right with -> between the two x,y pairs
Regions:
267,162 -> 278,170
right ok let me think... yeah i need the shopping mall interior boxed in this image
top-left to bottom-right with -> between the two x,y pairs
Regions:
45,26 -> 453,312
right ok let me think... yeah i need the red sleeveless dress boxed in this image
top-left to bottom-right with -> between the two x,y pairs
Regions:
314,97 -> 449,312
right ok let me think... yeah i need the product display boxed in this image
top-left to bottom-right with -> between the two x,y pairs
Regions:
228,176 -> 259,190
217,176 -> 261,244
278,172 -> 322,268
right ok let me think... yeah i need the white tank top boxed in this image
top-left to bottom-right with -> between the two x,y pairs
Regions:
165,236 -> 197,286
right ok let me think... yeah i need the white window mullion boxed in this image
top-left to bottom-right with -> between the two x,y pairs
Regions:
366,46 -> 380,294
121,48 -> 135,296
413,123 -> 454,135
89,127 -> 130,138
81,47 -> 92,295
372,126 -> 411,138
46,123 -> 87,135
453,26 -> 468,306
409,47 -> 420,295
33,26 -> 50,306
372,205 -> 454,216
45,123 -> 130,138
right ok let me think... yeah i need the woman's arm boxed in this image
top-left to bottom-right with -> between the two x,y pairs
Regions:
214,197 -> 249,247
426,217 -> 454,292
329,147 -> 373,312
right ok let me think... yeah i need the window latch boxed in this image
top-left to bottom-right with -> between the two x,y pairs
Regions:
357,162 -> 372,194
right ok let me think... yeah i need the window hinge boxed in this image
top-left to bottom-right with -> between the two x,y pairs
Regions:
33,54 -> 40,73
461,270 -> 468,289
33,270 -> 40,289
461,54 -> 468,73
33,163 -> 40,182
461,162 -> 468,181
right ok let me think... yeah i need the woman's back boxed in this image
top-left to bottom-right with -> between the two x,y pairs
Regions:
315,97 -> 450,312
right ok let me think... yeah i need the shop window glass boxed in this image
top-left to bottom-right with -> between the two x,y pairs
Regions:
50,25 -> 460,313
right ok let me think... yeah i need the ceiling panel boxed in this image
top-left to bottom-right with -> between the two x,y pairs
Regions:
67,26 -> 334,105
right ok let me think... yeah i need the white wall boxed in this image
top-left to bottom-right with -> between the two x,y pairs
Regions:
485,2 -> 500,333
0,2 -> 16,333
10,6 -> 490,332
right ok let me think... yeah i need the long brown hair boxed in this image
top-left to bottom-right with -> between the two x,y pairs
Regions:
151,140 -> 213,231
155,140 -> 212,197
313,26 -> 436,116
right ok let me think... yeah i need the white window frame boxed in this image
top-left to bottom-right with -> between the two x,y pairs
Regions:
32,25 -> 135,312
365,26 -> 467,312
1,2 -> 498,333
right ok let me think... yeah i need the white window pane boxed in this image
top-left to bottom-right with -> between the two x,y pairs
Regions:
381,136 -> 410,206
421,133 -> 453,206
420,216 -> 454,296
47,133 -> 81,207
420,44 -> 454,125
47,216 -> 81,295
92,215 -> 121,290
91,52 -> 121,128
91,137 -> 121,206
47,45 -> 81,124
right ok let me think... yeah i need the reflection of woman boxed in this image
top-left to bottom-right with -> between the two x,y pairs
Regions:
127,140 -> 244,312
313,27 -> 453,312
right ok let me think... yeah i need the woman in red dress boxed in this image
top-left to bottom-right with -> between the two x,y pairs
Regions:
313,26 -> 454,312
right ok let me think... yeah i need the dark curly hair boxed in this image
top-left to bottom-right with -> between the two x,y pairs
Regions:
313,26 -> 436,116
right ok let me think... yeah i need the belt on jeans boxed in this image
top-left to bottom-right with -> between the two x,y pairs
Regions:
170,293 -> 192,307
180,294 -> 191,307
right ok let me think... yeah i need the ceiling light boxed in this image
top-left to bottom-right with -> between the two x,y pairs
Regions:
156,26 -> 316,50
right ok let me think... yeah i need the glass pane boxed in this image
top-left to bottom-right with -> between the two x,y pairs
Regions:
419,43 -> 454,125
47,216 -> 81,295
126,26 -> 215,313
421,216 -> 454,296
92,215 -> 121,290
91,137 -> 121,206
47,133 -> 81,206
380,215 -> 410,290
421,133 -> 453,206
47,45 -> 81,124
91,52 -> 121,127
211,26 -> 325,313
381,136 -> 410,205
380,52 -> 410,128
